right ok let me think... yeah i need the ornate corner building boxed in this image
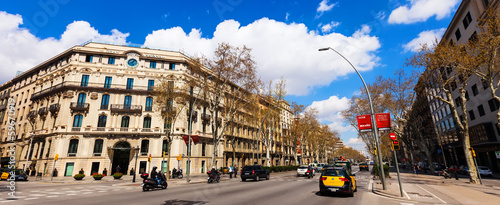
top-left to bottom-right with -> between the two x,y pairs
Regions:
0,41 -> 297,177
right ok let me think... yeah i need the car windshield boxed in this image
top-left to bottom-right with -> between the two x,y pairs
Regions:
299,166 -> 308,169
323,169 -> 345,177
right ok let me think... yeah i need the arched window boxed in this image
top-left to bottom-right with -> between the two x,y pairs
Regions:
101,94 -> 109,109
143,117 -> 151,128
73,115 -> 83,127
93,139 -> 103,156
121,116 -> 130,127
97,115 -> 107,128
68,139 -> 79,156
145,97 -> 153,111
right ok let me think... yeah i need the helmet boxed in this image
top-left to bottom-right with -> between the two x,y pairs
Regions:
153,166 -> 157,170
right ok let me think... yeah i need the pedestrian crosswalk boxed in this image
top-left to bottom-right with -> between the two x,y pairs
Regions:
0,185 -> 138,203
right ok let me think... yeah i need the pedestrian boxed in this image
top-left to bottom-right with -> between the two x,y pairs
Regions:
234,167 -> 238,178
229,166 -> 233,179
116,165 -> 121,174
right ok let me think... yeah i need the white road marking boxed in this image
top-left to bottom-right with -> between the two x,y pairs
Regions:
24,198 -> 38,200
368,178 -> 373,190
46,196 -> 58,198
416,184 -> 447,204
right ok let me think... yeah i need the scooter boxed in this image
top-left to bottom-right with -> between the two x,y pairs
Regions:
207,171 -> 220,183
141,172 -> 168,191
305,169 -> 314,179
442,169 -> 451,179
172,169 -> 183,179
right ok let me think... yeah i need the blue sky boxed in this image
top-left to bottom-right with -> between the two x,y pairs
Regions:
0,0 -> 461,153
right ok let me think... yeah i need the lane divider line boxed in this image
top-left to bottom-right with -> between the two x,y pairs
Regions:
416,184 -> 446,204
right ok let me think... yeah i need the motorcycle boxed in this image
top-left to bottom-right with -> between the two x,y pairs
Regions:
207,171 -> 220,183
172,169 -> 183,179
305,169 -> 314,179
442,169 -> 451,179
141,172 -> 168,191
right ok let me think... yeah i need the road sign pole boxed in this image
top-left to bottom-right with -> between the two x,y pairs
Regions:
393,148 -> 403,197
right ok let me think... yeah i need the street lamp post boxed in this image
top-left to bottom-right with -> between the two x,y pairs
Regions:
319,47 -> 386,190
187,75 -> 214,183
132,145 -> 139,182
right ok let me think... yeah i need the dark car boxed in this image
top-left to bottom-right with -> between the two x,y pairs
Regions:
240,165 -> 269,181
359,163 -> 369,171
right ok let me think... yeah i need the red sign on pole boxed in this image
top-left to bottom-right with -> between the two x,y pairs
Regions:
356,115 -> 372,132
182,135 -> 200,145
389,132 -> 396,141
375,113 -> 391,130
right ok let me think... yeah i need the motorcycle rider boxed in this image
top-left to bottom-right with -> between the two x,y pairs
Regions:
151,166 -> 159,185
172,167 -> 177,178
210,166 -> 218,179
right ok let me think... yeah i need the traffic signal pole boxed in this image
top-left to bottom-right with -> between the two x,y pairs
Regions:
393,147 -> 403,197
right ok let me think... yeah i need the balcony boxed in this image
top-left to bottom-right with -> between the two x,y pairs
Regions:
71,127 -> 81,132
38,107 -> 48,116
30,81 -> 152,101
0,92 -> 9,100
110,104 -> 142,113
201,113 -> 210,121
70,102 -> 89,112
145,106 -> 153,112
187,111 -> 198,122
27,110 -> 37,119
161,107 -> 176,116
49,103 -> 60,114
100,104 -> 109,110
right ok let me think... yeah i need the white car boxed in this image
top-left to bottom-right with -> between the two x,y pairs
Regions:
478,166 -> 493,177
297,165 -> 315,177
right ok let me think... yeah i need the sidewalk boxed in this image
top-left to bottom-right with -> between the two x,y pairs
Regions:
371,166 -> 500,204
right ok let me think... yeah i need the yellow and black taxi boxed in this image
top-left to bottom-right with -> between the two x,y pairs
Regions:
319,167 -> 356,197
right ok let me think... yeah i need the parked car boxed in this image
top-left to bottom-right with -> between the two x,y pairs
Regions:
478,166 -> 493,177
458,165 -> 469,175
319,167 -> 357,197
359,163 -> 369,171
317,163 -> 326,171
240,165 -> 269,181
297,165 -> 315,177
0,169 -> 28,181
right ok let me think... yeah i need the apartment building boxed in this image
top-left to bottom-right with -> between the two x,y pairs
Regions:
427,0 -> 500,172
0,41 -> 228,177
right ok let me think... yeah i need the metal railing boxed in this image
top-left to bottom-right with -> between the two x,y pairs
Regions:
70,102 -> 89,110
110,104 -> 142,113
49,103 -> 60,112
31,81 -> 152,100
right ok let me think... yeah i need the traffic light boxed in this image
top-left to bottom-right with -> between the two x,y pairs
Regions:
54,154 -> 59,161
162,151 -> 166,158
148,154 -> 152,162
392,140 -> 400,150
469,147 -> 476,157
374,147 -> 377,156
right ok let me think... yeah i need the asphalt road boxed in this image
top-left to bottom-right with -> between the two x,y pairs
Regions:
1,167 -> 405,205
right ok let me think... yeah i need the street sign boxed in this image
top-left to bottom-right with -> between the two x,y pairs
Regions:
389,133 -> 396,141
375,113 -> 391,130
392,140 -> 400,150
356,115 -> 372,132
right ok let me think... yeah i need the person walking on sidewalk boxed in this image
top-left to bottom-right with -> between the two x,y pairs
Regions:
234,167 -> 238,178
229,166 -> 234,179
414,164 -> 419,175
116,165 -> 121,174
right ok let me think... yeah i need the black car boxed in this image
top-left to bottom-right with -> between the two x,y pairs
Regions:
359,163 -> 369,171
240,165 -> 269,181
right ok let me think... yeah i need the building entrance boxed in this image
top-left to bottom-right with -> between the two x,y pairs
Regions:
111,141 -> 131,175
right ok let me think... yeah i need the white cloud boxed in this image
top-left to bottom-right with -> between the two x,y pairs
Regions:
403,28 -> 445,52
0,11 -> 129,83
144,18 -> 381,96
308,95 -> 352,133
388,0 -> 460,24
320,21 -> 340,33
317,0 -> 336,13
345,137 -> 366,152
